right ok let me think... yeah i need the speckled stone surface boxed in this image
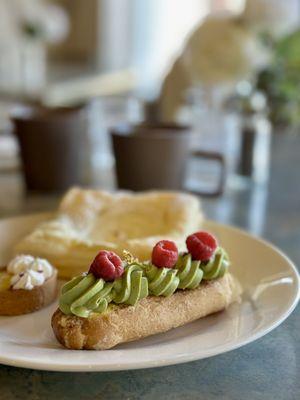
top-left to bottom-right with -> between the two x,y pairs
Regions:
0,133 -> 299,400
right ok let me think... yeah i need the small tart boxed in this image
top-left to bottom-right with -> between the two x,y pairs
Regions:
0,269 -> 58,316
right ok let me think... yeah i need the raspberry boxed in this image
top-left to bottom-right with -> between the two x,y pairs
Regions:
186,231 -> 218,261
151,240 -> 178,268
89,250 -> 124,281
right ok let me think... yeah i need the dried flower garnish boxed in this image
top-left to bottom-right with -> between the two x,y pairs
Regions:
122,250 -> 139,265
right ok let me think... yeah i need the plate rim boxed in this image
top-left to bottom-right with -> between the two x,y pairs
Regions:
0,213 -> 299,372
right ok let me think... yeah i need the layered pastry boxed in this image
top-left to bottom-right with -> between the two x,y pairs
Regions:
52,230 -> 241,350
15,188 -> 203,278
0,255 -> 58,315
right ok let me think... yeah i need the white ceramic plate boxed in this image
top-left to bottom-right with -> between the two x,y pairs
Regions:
0,213 -> 299,372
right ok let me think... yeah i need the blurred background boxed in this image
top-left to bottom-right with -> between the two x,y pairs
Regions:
0,0 -> 300,232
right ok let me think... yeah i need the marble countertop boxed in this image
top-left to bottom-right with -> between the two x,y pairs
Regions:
0,133 -> 299,400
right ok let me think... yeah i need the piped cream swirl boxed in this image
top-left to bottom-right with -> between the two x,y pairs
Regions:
176,253 -> 203,289
113,264 -> 148,305
145,264 -> 179,296
201,247 -> 230,279
57,246 -> 231,318
59,273 -> 114,317
7,255 -> 54,290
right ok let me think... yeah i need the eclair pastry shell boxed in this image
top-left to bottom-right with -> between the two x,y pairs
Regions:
52,273 -> 241,350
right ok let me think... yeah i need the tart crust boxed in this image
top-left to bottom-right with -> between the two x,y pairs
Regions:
0,270 -> 58,315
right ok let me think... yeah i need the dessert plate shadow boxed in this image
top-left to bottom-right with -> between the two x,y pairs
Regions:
0,213 -> 299,372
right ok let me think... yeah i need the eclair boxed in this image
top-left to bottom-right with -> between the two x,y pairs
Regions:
52,231 -> 241,350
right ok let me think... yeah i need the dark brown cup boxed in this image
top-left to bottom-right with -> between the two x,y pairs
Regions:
11,105 -> 86,192
111,124 -> 225,196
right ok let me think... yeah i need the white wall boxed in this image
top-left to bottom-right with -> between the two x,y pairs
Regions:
94,0 -> 210,99
131,0 -> 210,99
95,0 -> 132,71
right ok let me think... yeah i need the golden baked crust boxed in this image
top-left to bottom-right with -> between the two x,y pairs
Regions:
52,273 -> 241,350
15,189 -> 203,278
0,270 -> 58,315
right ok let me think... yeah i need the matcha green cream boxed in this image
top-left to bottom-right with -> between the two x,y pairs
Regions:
59,248 -> 230,318
176,254 -> 203,289
113,264 -> 148,306
59,264 -> 148,317
201,247 -> 230,279
59,273 -> 114,318
146,264 -> 179,296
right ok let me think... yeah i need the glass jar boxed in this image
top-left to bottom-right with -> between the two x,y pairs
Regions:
179,85 -> 241,192
235,114 -> 271,185
180,84 -> 271,191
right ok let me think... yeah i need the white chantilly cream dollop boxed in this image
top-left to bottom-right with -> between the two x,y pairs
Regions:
7,255 -> 54,290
